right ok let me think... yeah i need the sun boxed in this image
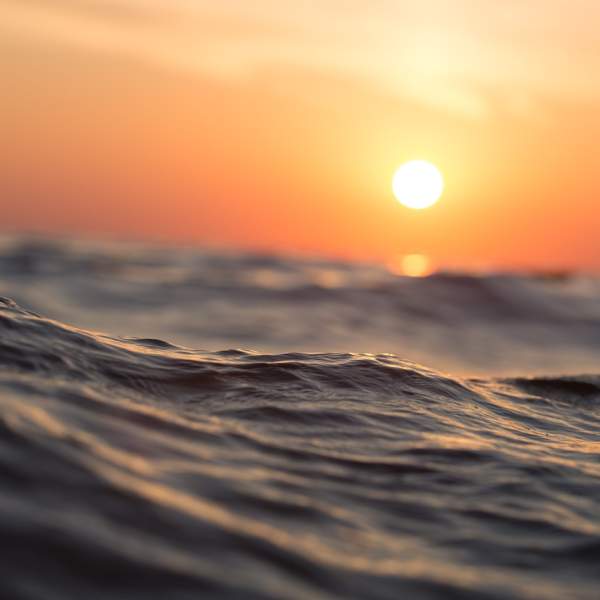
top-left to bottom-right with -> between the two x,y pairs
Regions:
392,160 -> 444,209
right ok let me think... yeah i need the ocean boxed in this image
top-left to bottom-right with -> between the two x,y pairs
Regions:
1,235 -> 600,599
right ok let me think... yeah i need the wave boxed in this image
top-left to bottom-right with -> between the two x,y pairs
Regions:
1,236 -> 600,376
1,297 -> 600,599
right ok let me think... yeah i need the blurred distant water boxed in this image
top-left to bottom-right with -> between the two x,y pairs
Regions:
1,235 -> 600,600
1,235 -> 600,375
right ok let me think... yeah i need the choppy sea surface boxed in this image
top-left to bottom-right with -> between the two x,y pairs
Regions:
1,235 -> 600,600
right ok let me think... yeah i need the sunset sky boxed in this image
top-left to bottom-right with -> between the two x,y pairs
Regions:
2,0 -> 599,269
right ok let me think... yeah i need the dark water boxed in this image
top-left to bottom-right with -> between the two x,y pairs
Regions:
1,236 -> 600,599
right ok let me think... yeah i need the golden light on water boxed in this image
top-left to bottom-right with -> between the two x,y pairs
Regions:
388,254 -> 433,278
392,161 -> 444,209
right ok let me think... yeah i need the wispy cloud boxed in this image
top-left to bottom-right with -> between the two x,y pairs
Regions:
2,0 -> 599,119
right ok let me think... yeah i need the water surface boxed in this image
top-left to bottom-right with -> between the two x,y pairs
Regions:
1,237 -> 600,599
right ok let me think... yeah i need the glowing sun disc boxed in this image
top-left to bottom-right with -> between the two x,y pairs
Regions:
392,160 -> 444,209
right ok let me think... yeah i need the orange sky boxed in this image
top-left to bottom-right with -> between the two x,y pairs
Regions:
2,0 -> 599,269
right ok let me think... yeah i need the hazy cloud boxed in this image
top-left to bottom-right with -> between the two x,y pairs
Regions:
2,0 -> 599,119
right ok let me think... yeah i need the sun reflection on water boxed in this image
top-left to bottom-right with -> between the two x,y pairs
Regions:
387,253 -> 434,278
